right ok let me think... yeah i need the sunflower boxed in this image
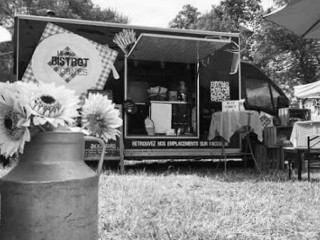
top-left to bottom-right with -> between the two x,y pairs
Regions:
0,81 -> 17,96
0,90 -> 31,157
82,93 -> 122,142
18,82 -> 80,128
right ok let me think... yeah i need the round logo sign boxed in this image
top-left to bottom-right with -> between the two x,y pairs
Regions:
31,33 -> 103,95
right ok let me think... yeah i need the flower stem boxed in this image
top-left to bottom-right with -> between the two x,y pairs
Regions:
37,125 -> 46,132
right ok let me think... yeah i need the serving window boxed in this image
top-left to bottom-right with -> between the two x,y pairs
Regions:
124,33 -> 233,139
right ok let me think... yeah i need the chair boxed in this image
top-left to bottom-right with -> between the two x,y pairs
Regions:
218,125 -> 261,174
306,136 -> 320,181
240,126 -> 262,173
282,146 -> 298,179
237,112 -> 262,173
210,111 -> 262,174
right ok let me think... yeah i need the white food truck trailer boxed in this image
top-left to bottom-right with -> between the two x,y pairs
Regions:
13,14 -> 289,164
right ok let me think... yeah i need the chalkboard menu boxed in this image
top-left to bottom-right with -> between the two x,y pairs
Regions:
84,137 -> 121,160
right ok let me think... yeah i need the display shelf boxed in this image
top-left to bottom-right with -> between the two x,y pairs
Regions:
150,100 -> 191,104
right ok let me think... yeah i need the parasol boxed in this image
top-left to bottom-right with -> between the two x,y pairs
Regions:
264,0 -> 320,39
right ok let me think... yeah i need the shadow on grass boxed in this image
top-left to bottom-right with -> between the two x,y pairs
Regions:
125,159 -> 247,174
94,159 -> 312,182
3,159 -> 320,182
1,158 -> 313,183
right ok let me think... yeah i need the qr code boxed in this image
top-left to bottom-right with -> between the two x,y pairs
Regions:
210,81 -> 230,102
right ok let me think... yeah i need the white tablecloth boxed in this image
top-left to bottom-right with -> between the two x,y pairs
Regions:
290,120 -> 320,148
208,111 -> 263,142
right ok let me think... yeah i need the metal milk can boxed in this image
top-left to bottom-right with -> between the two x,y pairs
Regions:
0,131 -> 106,240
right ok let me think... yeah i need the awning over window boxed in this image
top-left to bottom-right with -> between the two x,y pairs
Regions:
127,33 -> 232,64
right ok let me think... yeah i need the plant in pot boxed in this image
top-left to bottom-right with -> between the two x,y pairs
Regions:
0,81 -> 123,240
0,81 -> 122,158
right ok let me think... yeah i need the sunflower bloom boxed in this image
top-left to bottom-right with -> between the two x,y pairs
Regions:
19,82 -> 80,128
0,90 -> 31,157
82,93 -> 122,142
0,81 -> 17,96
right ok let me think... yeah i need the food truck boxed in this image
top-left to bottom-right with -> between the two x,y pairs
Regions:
13,14 -> 289,163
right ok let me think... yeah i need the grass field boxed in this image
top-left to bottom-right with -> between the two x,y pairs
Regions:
1,161 -> 320,240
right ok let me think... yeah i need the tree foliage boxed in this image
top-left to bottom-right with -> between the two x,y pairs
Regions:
247,5 -> 320,99
169,4 -> 200,29
219,0 -> 262,30
170,0 -> 320,100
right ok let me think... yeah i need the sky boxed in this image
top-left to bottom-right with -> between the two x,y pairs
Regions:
92,0 -> 275,28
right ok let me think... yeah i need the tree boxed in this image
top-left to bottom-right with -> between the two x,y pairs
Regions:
219,0 -> 262,31
169,4 -> 200,29
195,0 -> 263,62
8,0 -> 129,23
170,0 -> 320,100
247,5 -> 320,99
196,5 -> 236,32
196,0 -> 262,32
169,1 -> 263,64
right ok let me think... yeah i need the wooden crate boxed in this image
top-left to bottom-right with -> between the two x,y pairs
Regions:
263,126 -> 293,170
263,127 -> 277,147
254,144 -> 268,171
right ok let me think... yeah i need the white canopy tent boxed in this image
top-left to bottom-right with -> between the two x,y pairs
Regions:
0,26 -> 11,43
294,81 -> 320,121
294,81 -> 320,98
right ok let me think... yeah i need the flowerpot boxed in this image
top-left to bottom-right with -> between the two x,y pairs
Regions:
0,131 -> 105,240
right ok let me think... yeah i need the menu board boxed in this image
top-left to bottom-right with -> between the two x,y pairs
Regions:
84,137 -> 121,160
